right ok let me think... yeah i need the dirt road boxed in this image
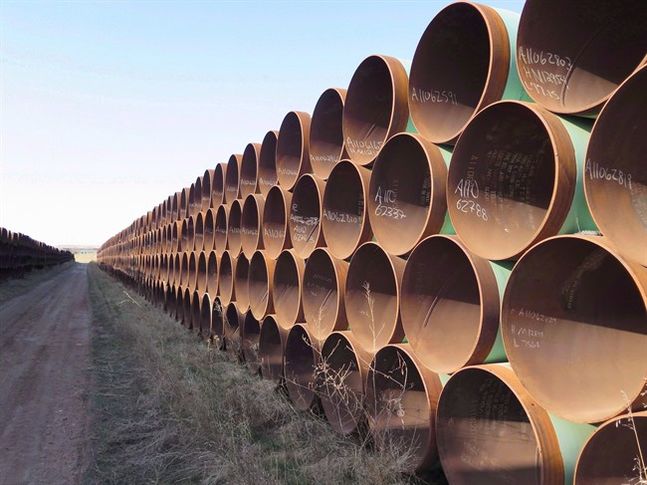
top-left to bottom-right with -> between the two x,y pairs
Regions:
0,263 -> 91,485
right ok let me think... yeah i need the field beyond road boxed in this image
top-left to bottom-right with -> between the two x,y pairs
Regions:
0,263 -> 441,484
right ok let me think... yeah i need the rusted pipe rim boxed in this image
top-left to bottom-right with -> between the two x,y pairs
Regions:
219,251 -> 236,305
409,2 -> 511,145
234,254 -> 250,312
258,130 -> 279,196
574,411 -> 647,484
241,194 -> 265,259
203,208 -> 215,252
276,111 -> 311,190
317,331 -> 372,435
182,287 -> 192,329
436,365 -> 564,485
202,168 -> 214,211
289,173 -> 326,258
227,199 -> 243,258
343,54 -> 410,166
302,247 -> 348,340
196,250 -> 207,294
502,235 -> 647,423
584,65 -> 647,266
240,142 -> 261,198
401,235 -> 501,373
368,132 -> 448,257
241,311 -> 262,372
259,315 -> 288,382
284,324 -> 321,411
194,211 -> 205,251
322,160 -> 372,260
448,100 -> 577,261
212,163 -> 227,207
224,153 -> 243,203
517,0 -> 647,115
309,88 -> 347,179
366,344 -> 442,471
199,293 -> 212,339
345,242 -> 405,353
188,251 -> 198,292
248,250 -> 275,320
206,250 -> 218,295
262,185 -> 292,259
211,297 -> 225,337
214,204 -> 229,256
272,249 -> 305,329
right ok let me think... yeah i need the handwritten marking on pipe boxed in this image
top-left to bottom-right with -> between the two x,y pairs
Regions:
455,199 -> 488,221
323,209 -> 361,224
410,86 -> 458,105
345,137 -> 382,158
585,160 -> 633,190
263,227 -> 284,239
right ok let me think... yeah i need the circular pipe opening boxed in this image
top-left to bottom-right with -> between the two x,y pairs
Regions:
180,218 -> 189,253
272,249 -> 304,328
182,288 -> 192,329
172,191 -> 181,221
241,194 -> 265,259
448,101 -> 575,261
188,182 -> 197,217
517,0 -> 647,115
437,365 -> 563,484
302,248 -> 347,340
187,216 -> 195,251
206,250 -> 218,296
224,153 -> 243,203
575,411 -> 647,484
317,331 -> 370,435
248,250 -> 275,320
188,251 -> 198,292
194,211 -> 205,251
401,235 -> 501,374
258,130 -> 279,196
310,88 -> 347,179
501,235 -> 647,423
202,168 -> 214,211
262,185 -> 292,259
241,311 -> 261,372
345,242 -> 405,353
175,286 -> 184,322
343,55 -> 409,166
366,344 -> 442,471
172,254 -> 180,286
203,208 -> 215,251
368,133 -> 447,256
284,324 -> 320,411
191,176 -> 203,217
322,160 -> 372,260
234,254 -> 250,312
227,199 -> 243,258
212,163 -> 227,207
199,293 -> 212,339
211,297 -> 225,338
196,250 -> 207,294
191,290 -> 201,334
289,174 -> 325,258
584,65 -> 647,266
240,142 -> 261,198
219,251 -> 236,305
225,302 -> 242,352
179,252 -> 189,287
276,111 -> 311,190
409,2 -> 509,144
214,204 -> 228,257
259,315 -> 287,382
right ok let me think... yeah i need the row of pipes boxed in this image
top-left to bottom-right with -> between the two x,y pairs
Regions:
98,1 -> 647,483
0,227 -> 73,280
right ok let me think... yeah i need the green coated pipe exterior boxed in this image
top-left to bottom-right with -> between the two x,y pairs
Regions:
437,145 -> 455,234
549,413 -> 597,485
495,8 -> 531,103
482,260 -> 513,363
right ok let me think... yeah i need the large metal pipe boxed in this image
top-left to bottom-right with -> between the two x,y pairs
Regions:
272,249 -> 305,329
262,185 -> 292,259
322,160 -> 372,260
234,254 -> 250,312
198,292 -> 212,340
447,100 -> 594,261
248,250 -> 275,320
179,251 -> 189,288
202,168 -> 214,211
516,0 -> 647,116
276,111 -> 311,190
289,173 -> 326,258
284,324 -> 321,411
343,55 -> 410,166
302,247 -> 348,341
212,163 -> 227,207
309,88 -> 347,179
211,296 -> 225,340
409,2 -> 526,145
203,208 -> 215,252
574,411 -> 647,485
196,250 -> 207,295
368,132 -> 450,257
240,142 -> 261,198
182,287 -> 192,329
241,194 -> 265,259
345,242 -> 405,353
187,250 -> 198,293
241,311 -> 261,373
365,344 -> 442,472
258,130 -> 279,196
584,65 -> 647,266
401,235 -> 509,373
174,285 -> 184,323
224,153 -> 243,203
501,235 -> 647,423
224,302 -> 243,357
191,289 -> 201,334
227,199 -> 243,258
214,204 -> 229,257
316,331 -> 372,435
189,176 -> 202,217
194,211 -> 205,251
259,315 -> 288,383
218,250 -> 236,306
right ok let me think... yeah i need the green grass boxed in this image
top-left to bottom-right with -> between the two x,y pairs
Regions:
84,263 -> 439,484
0,261 -> 73,306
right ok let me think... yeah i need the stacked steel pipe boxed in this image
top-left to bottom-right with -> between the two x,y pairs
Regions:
0,227 -> 72,280
98,1 -> 647,482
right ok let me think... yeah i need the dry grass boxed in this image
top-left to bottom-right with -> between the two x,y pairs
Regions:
0,261 -> 73,306
84,263 -> 425,484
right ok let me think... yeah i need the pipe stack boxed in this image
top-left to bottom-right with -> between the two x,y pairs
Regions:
98,1 -> 647,482
0,227 -> 73,280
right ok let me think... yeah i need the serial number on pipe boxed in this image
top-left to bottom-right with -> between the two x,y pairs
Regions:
455,199 -> 488,221
410,86 -> 458,105
586,160 -> 633,190
374,203 -> 406,219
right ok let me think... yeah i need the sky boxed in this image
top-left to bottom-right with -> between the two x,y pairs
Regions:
1,0 -> 525,247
